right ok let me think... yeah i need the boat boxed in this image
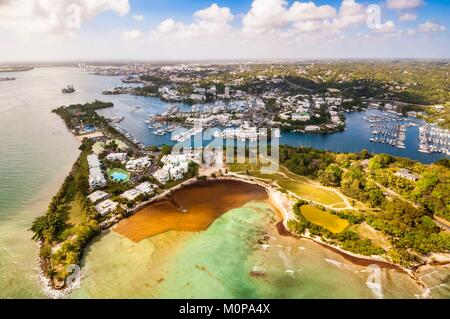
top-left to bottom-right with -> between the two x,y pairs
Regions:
130,105 -> 142,113
110,116 -> 124,123
61,84 -> 75,93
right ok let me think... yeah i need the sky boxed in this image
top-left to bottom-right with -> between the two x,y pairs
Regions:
0,0 -> 449,62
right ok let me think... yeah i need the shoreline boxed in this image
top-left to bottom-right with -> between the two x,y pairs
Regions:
36,117 -> 447,296
39,172 -> 447,297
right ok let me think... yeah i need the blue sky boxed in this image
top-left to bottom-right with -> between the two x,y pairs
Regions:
0,0 -> 448,61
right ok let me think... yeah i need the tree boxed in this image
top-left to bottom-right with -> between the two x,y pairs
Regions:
30,216 -> 49,241
319,163 -> 343,186
160,144 -> 172,155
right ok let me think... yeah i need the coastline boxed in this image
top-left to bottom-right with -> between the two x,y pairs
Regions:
38,171 -> 448,297
35,112 -> 448,297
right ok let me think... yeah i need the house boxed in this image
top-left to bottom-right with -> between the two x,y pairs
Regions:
224,87 -> 230,98
89,167 -> 107,188
292,112 -> 310,122
106,153 -> 128,162
207,86 -> 217,95
190,93 -> 206,101
120,188 -> 142,201
87,154 -> 101,169
95,199 -> 119,216
161,154 -> 188,166
305,125 -> 321,132
395,169 -> 419,181
126,157 -> 151,171
193,87 -> 206,94
153,167 -> 170,184
153,154 -> 190,184
168,166 -> 184,180
135,182 -> 156,194
87,154 -> 106,188
87,190 -> 110,204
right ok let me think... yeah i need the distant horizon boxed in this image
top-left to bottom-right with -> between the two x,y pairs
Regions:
1,57 -> 450,66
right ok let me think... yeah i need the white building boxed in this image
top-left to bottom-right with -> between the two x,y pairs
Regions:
87,154 -> 106,189
87,154 -> 101,169
292,112 -> 310,122
153,167 -> 170,184
154,154 -> 190,184
395,169 -> 419,181
224,86 -> 230,98
106,153 -> 128,162
87,190 -> 110,204
190,93 -> 206,101
193,87 -> 206,94
95,199 -> 119,216
305,125 -> 321,132
89,167 -> 107,188
135,181 -> 156,194
120,188 -> 142,201
126,157 -> 151,171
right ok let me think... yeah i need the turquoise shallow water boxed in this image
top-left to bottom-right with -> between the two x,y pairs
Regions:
68,202 -> 442,299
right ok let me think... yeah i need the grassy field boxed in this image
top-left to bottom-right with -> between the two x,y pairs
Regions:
277,180 -> 343,206
300,205 -> 349,233
68,195 -> 83,225
229,163 -> 345,206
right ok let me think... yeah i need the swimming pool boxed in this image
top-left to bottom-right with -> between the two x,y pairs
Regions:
107,169 -> 130,182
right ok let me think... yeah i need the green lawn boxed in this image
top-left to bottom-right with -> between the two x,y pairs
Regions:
68,196 -> 83,225
300,205 -> 349,233
278,180 -> 344,206
229,163 -> 345,206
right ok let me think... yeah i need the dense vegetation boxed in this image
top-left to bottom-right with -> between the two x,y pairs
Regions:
288,201 -> 385,256
30,139 -> 101,284
52,100 -> 113,131
280,146 -> 450,267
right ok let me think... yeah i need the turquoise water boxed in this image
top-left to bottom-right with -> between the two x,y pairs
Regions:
110,171 -> 129,182
68,202 -> 432,299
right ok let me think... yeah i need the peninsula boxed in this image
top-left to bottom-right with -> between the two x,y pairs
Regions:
30,99 -> 450,291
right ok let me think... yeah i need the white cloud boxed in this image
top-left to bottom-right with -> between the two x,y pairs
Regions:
333,0 -> 366,29
419,21 -> 446,33
193,3 -> 233,23
287,1 -> 337,21
121,29 -> 144,40
154,3 -> 234,38
386,0 -> 424,10
373,20 -> 396,33
242,0 -> 367,35
399,13 -> 417,21
242,0 -> 289,35
0,0 -> 130,34
133,14 -> 144,21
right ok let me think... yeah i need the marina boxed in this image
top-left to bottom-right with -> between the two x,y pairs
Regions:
97,98 -> 449,164
369,124 -> 407,149
363,113 -> 449,155
418,125 -> 450,155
